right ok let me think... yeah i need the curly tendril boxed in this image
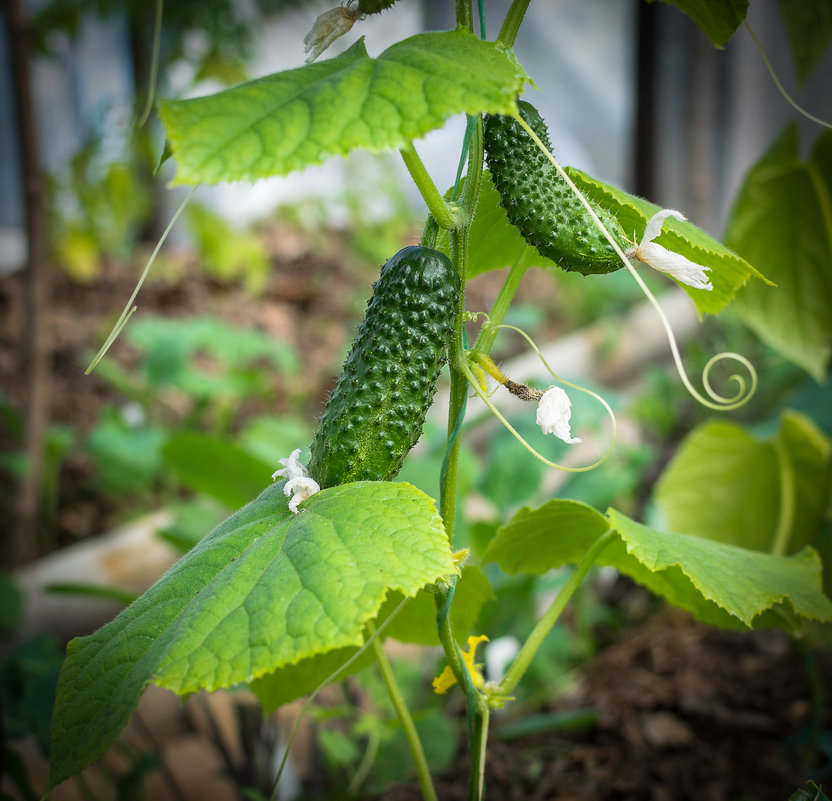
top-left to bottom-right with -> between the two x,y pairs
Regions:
463,315 -> 617,473
512,113 -> 758,412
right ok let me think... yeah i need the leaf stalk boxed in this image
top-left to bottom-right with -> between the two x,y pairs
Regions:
500,529 -> 615,695
368,623 -> 439,801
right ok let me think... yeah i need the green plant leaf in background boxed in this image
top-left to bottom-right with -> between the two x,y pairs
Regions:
48,481 -> 454,790
789,781 -> 831,801
159,29 -> 527,185
654,411 -> 832,590
726,125 -> 832,381
186,203 -> 270,293
654,0 -> 749,48
483,499 -> 832,631
162,432 -> 274,509
776,0 -> 832,86
84,410 -> 168,494
237,415 -> 313,467
567,167 -> 770,315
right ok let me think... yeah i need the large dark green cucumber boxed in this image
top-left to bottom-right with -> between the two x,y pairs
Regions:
309,245 -> 459,489
484,100 -> 626,275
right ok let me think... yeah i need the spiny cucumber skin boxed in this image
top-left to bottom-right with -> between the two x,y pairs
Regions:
484,101 -> 626,276
358,0 -> 400,13
309,246 -> 459,489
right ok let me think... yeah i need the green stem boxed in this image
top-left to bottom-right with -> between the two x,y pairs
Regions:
497,0 -> 531,46
440,231 -> 468,542
434,593 -> 489,801
500,529 -> 615,695
136,0 -> 163,126
472,248 -> 532,355
457,117 -> 484,228
456,0 -> 473,31
400,143 -> 457,230
368,623 -> 439,801
347,720 -> 380,796
441,118 -> 483,542
771,437 -> 795,557
469,703 -> 489,801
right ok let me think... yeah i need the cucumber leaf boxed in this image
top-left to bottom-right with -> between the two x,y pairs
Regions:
48,481 -> 454,790
483,499 -> 832,631
725,125 -> 832,381
655,0 -> 749,48
654,411 -> 832,558
777,0 -> 832,85
567,167 -> 771,315
159,29 -> 527,186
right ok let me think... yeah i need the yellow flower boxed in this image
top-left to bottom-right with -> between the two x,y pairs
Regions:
432,635 -> 489,695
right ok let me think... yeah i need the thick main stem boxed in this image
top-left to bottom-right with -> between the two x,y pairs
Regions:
441,118 -> 483,542
500,530 -> 615,695
369,625 -> 438,801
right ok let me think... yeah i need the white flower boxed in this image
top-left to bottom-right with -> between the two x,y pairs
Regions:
303,5 -> 362,63
627,209 -> 713,291
283,477 -> 320,514
273,448 -> 320,513
536,387 -> 582,444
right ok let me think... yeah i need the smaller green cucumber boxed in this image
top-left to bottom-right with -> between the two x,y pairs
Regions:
484,100 -> 627,276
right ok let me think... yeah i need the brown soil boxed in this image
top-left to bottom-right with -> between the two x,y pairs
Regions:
375,610 -> 832,801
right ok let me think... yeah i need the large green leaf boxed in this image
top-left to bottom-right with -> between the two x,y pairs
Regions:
567,167 -> 770,315
159,30 -> 527,185
483,499 -> 832,631
777,0 -> 832,85
726,125 -> 832,381
654,411 -> 832,557
655,0 -> 748,47
48,481 -> 454,790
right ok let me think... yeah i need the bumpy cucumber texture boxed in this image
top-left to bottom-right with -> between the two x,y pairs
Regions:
484,100 -> 626,275
309,246 -> 460,488
358,0 -> 401,13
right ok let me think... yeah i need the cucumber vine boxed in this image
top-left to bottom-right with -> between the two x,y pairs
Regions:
48,2 -> 832,800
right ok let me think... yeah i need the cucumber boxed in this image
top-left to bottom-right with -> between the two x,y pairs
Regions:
309,246 -> 459,488
358,0 -> 401,13
484,100 -> 626,275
